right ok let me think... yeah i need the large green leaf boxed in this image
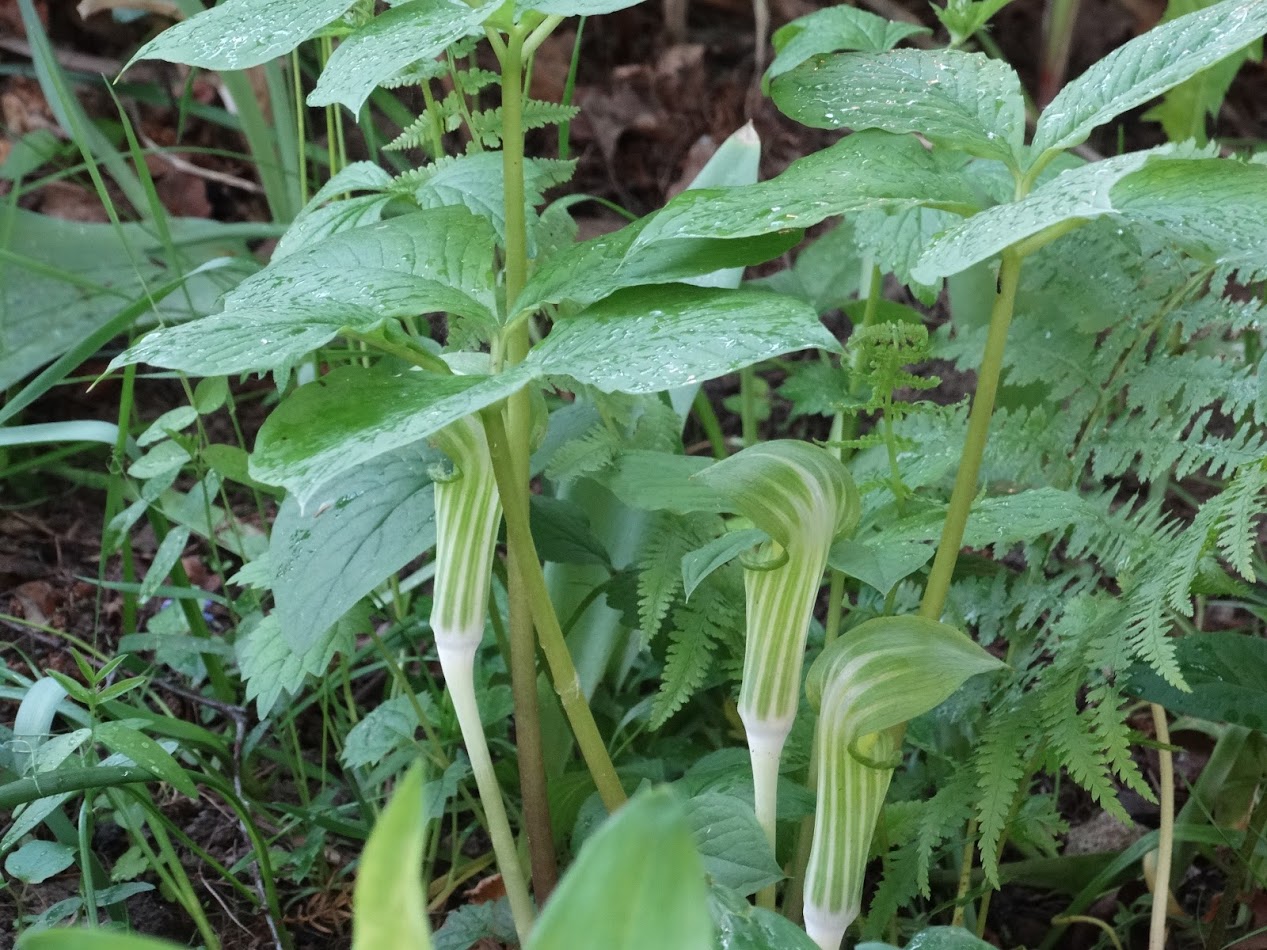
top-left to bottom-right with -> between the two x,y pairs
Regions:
1030,0 -> 1267,158
1,211 -> 248,390
912,149 -> 1164,282
1110,157 -> 1267,274
309,0 -> 496,114
126,0 -> 357,71
766,7 -> 930,84
512,216 -> 799,320
271,448 -> 438,649
709,882 -> 820,950
112,208 -> 498,377
352,762 -> 434,950
236,612 -> 356,717
527,787 -> 712,950
772,49 -> 1026,166
250,366 -> 532,502
20,931 -> 184,950
630,131 -> 979,251
525,285 -> 838,394
274,161 -> 394,259
858,927 -> 998,950
518,0 -> 644,13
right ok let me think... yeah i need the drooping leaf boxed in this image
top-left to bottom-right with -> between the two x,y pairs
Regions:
274,162 -> 394,259
111,208 -> 499,377
352,762 -> 434,950
827,538 -> 934,597
526,787 -> 712,950
682,528 -> 768,600
250,365 -> 533,505
631,131 -> 979,251
709,882 -> 821,950
766,7 -> 930,84
526,285 -> 838,394
236,611 -> 358,717
271,448 -> 439,649
126,0 -> 357,71
772,49 -> 1026,166
1029,0 -> 1267,158
309,0 -> 497,114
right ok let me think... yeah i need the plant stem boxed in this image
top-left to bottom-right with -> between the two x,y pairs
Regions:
952,817 -> 978,928
496,23 -> 563,900
483,408 -> 627,813
740,366 -> 759,446
507,553 -> 559,899
693,389 -> 729,459
919,251 -> 1023,621
1148,703 -> 1174,950
439,643 -> 536,941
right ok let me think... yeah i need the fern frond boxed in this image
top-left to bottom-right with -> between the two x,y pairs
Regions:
974,701 -> 1033,886
468,100 -> 581,150
650,584 -> 734,727
1087,682 -> 1153,802
1040,669 -> 1130,820
636,512 -> 700,644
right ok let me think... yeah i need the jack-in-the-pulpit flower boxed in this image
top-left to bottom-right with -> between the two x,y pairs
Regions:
692,441 -> 860,857
429,415 -> 534,941
802,615 -> 1004,950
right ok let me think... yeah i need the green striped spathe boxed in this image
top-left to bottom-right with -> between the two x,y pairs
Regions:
803,615 -> 1004,948
429,415 -> 502,648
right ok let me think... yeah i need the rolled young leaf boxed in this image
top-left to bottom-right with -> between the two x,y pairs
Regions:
691,441 -> 860,850
802,615 -> 1004,949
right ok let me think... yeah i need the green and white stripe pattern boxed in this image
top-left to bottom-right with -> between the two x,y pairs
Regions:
692,441 -> 860,847
428,414 -> 535,940
430,415 -> 502,652
803,615 -> 1004,950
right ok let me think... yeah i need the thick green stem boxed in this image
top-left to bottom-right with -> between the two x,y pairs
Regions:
483,408 -> 628,813
919,251 -> 1023,621
497,23 -> 564,898
507,553 -> 559,900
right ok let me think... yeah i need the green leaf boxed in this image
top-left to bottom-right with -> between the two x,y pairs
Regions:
513,215 -> 800,320
858,927 -> 997,950
526,285 -> 838,394
517,0 -> 643,13
913,149 -> 1163,283
827,538 -> 934,597
236,612 -> 357,717
1110,157 -> 1267,274
709,882 -> 821,950
0,211 -> 249,391
597,451 -> 728,514
342,693 -> 438,770
772,49 -> 1026,166
112,209 -> 498,377
352,762 -> 434,950
271,449 -> 438,649
530,495 -> 611,567
309,0 -> 496,114
1030,0 -> 1267,158
138,526 -> 190,604
684,793 -> 783,896
632,131 -> 978,250
874,487 -> 1091,549
19,931 -> 185,950
766,7 -> 930,84
250,366 -> 532,505
5,840 -> 74,884
93,722 -> 197,799
275,162 -> 393,259
682,528 -> 768,600
1123,631 -> 1267,731
127,0 -> 357,71
527,787 -> 713,950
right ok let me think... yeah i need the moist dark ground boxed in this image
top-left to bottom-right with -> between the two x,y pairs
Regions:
2,0 -> 1265,946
